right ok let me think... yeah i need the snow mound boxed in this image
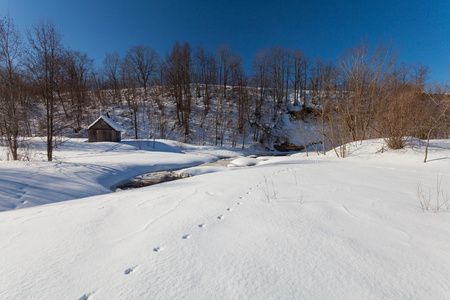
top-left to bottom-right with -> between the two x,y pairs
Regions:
177,166 -> 226,176
228,157 -> 260,167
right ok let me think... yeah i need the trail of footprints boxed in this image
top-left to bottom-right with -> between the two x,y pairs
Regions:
115,183 -> 256,294
149,185 -> 255,256
80,184 -> 263,298
82,178 -> 283,298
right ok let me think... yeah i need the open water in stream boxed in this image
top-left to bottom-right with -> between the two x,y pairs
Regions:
112,157 -> 242,191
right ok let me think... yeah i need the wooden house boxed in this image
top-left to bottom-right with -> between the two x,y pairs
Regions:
87,115 -> 123,142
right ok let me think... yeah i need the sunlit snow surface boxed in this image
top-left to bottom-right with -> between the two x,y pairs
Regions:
0,138 -> 449,299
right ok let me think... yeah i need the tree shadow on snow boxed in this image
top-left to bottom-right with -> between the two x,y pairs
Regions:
120,140 -> 183,154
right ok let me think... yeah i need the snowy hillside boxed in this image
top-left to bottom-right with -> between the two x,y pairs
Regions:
0,139 -> 449,299
27,87 -> 322,153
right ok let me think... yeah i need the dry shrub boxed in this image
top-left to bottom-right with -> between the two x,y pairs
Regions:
378,86 -> 423,149
417,176 -> 450,213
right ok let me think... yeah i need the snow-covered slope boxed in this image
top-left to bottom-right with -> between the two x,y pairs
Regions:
0,139 -> 449,299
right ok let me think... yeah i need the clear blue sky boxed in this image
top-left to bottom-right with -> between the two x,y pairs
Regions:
1,0 -> 449,82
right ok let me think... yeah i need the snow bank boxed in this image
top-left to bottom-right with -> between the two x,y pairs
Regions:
177,166 -> 227,176
228,157 -> 260,167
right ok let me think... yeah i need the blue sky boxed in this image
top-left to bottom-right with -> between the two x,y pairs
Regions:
1,0 -> 449,82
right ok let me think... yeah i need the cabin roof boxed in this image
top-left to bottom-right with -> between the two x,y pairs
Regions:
87,115 -> 124,132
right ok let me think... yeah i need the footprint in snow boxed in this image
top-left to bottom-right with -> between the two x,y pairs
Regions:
153,246 -> 164,252
227,208 -> 233,211
182,234 -> 190,239
124,266 -> 138,275
217,215 -> 225,220
198,223 -> 206,228
78,291 -> 96,300
237,202 -> 241,205
239,196 -> 244,199
246,191 -> 251,195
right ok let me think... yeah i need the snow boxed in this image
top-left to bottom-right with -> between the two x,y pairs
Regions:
228,157 -> 261,167
177,166 -> 227,176
87,115 -> 124,132
0,139 -> 450,299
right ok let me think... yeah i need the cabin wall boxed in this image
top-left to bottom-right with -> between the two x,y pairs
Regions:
87,119 -> 121,142
88,130 -> 96,142
113,131 -> 121,142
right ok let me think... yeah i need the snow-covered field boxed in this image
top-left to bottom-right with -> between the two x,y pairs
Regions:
0,139 -> 449,299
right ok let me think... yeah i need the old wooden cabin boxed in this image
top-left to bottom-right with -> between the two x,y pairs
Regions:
87,115 -> 123,142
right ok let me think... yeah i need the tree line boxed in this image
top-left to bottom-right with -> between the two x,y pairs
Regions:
1,15 -> 449,161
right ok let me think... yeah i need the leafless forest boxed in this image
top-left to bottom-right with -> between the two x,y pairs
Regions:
0,15 -> 449,161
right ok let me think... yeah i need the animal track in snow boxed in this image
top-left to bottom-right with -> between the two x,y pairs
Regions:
237,202 -> 241,205
217,214 -> 225,220
198,223 -> 206,228
124,266 -> 138,275
246,191 -> 251,195
78,291 -> 97,300
182,234 -> 190,239
153,246 -> 164,252
239,196 -> 244,199
227,208 -> 233,211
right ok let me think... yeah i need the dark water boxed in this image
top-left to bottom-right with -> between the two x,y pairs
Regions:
114,171 -> 192,191
112,155 -> 285,192
112,157 -> 239,192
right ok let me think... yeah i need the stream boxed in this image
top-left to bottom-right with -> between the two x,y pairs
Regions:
112,157 -> 241,192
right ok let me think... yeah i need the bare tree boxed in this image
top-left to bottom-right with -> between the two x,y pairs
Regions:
228,53 -> 247,135
251,49 -> 270,140
165,41 -> 192,140
193,44 -> 217,114
121,59 -> 140,140
422,85 -> 449,162
123,45 -> 159,98
267,46 -> 291,121
217,45 -> 235,99
0,14 -> 27,160
338,41 -> 397,142
411,63 -> 429,92
316,59 -> 337,154
291,49 -> 309,107
26,19 -> 64,161
91,67 -> 108,106
310,57 -> 324,105
62,49 -> 93,132
103,51 -> 121,103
